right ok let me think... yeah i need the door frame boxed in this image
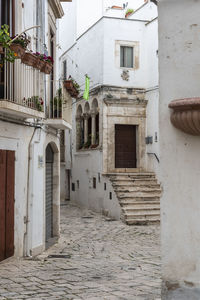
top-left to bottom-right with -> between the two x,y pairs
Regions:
115,124 -> 138,169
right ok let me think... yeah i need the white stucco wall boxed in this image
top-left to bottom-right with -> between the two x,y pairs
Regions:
159,0 -> 200,296
0,122 -> 60,257
60,19 -> 104,93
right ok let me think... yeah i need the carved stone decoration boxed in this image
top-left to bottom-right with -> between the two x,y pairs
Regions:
169,98 -> 200,135
121,70 -> 130,81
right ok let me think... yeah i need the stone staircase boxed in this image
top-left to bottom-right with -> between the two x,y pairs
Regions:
108,173 -> 161,225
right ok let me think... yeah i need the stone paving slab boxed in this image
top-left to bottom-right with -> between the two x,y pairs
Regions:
0,202 -> 161,299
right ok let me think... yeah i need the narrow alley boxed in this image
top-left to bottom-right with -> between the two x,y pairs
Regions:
0,203 -> 161,300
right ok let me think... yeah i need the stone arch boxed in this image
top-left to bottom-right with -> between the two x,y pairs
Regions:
76,104 -> 83,117
91,98 -> 98,113
84,102 -> 90,114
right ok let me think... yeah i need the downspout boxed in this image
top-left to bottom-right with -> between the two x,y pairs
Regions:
24,128 -> 36,257
150,0 -> 158,5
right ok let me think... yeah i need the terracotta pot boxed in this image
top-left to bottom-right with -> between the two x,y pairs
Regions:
64,80 -> 79,98
36,58 -> 46,71
169,98 -> 200,135
21,52 -> 37,67
41,61 -> 53,74
10,43 -> 25,59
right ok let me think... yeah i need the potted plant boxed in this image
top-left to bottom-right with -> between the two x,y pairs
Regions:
125,8 -> 134,18
21,51 -> 38,67
0,24 -> 17,63
33,52 -> 46,70
64,76 -> 80,97
10,33 -> 30,59
40,54 -> 54,74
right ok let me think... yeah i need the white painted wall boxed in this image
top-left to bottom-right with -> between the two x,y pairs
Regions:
60,19 -> 104,93
159,0 -> 200,296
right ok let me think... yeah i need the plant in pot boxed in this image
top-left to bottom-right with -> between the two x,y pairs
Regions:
33,52 -> 46,70
64,76 -> 80,97
40,54 -> 54,74
32,96 -> 44,111
125,8 -> 134,18
0,24 -> 17,64
10,33 -> 30,59
21,50 -> 38,67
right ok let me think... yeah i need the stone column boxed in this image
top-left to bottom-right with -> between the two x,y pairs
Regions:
91,112 -> 96,145
76,116 -> 82,150
83,113 -> 89,144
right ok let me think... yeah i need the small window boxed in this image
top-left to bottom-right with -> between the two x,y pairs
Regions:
120,46 -> 134,68
93,177 -> 96,189
109,192 -> 112,200
104,183 -> 107,191
63,60 -> 67,80
72,183 -> 75,191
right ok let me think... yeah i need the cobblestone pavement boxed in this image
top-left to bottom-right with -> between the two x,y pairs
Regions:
0,202 -> 161,300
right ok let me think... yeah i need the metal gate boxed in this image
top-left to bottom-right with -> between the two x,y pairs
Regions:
45,144 -> 54,243
0,150 -> 15,262
115,124 -> 137,168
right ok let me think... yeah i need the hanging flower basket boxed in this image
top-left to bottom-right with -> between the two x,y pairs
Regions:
10,43 -> 25,59
64,80 -> 79,98
41,61 -> 53,74
35,58 -> 46,71
21,52 -> 37,67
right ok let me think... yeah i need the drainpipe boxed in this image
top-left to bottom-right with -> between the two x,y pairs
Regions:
24,128 -> 36,257
150,0 -> 158,5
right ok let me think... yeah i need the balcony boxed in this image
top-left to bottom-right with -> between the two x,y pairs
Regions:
0,60 -> 45,119
45,86 -> 72,130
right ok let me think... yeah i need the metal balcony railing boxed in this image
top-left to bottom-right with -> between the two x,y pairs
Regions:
0,59 -> 44,112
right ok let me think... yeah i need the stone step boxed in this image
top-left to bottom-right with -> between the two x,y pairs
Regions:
119,197 -> 160,204
114,186 -> 161,193
122,204 -> 160,211
109,174 -> 156,180
126,217 -> 160,225
120,200 -> 160,206
107,172 -> 155,176
117,192 -> 161,199
112,181 -> 159,187
108,172 -> 161,225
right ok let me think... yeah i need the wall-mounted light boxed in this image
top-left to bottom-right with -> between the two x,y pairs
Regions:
145,136 -> 153,144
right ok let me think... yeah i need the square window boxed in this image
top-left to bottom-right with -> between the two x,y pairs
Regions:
120,46 -> 134,68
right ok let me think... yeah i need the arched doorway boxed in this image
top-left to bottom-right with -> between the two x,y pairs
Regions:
45,144 -> 54,245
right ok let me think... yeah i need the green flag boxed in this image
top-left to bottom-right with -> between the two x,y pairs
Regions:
83,75 -> 90,100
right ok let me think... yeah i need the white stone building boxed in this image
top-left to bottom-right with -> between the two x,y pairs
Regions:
0,0 -> 72,262
59,0 -> 161,224
158,0 -> 200,298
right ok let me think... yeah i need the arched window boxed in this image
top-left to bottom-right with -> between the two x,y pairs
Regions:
91,99 -> 99,147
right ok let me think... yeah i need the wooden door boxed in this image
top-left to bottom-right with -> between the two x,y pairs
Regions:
115,125 -> 137,168
0,150 -> 15,262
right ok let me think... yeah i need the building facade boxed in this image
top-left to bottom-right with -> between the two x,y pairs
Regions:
59,0 -> 161,224
0,0 -> 71,261
158,0 -> 200,298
